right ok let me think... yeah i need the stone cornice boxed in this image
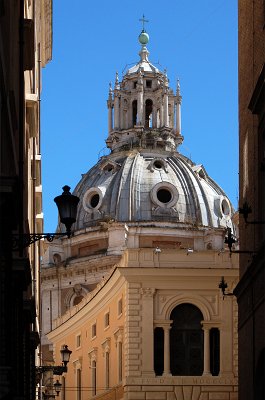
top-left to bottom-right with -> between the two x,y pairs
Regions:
47,268 -> 124,339
41,0 -> 52,66
41,254 -> 121,281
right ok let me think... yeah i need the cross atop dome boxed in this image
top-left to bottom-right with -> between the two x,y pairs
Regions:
138,15 -> 150,48
139,14 -> 149,32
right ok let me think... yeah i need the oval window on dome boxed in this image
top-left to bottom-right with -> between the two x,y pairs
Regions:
215,196 -> 231,219
90,193 -> 100,208
221,198 -> 231,216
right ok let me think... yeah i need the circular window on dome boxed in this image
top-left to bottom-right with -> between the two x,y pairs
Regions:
150,182 -> 178,208
154,160 -> 163,169
83,187 -> 103,212
157,188 -> 172,203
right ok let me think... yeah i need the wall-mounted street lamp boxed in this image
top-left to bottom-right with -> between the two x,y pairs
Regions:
218,276 -> 234,299
53,380 -> 62,396
36,344 -> 72,376
239,201 -> 265,224
224,227 -> 257,256
42,380 -> 62,399
13,186 -> 79,249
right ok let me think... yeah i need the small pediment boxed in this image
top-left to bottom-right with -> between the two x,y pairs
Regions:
192,164 -> 208,179
148,157 -> 168,173
100,160 -> 121,173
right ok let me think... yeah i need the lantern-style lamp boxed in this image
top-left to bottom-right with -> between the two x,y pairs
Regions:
54,380 -> 62,396
60,344 -> 72,367
54,186 -> 80,237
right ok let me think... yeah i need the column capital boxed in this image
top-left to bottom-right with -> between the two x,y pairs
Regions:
154,320 -> 173,329
140,287 -> 155,298
201,321 -> 221,330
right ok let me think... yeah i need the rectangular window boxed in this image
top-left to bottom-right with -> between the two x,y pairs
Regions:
92,323 -> 97,338
104,312 -> 110,328
76,334 -> 81,348
146,80 -> 152,88
118,298 -> 123,316
133,81 -> 137,88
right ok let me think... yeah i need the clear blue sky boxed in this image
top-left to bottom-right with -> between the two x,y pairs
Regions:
41,0 -> 238,232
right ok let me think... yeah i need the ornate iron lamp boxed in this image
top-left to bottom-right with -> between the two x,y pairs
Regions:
13,186 -> 79,249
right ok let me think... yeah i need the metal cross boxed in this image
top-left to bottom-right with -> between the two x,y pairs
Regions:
139,14 -> 149,31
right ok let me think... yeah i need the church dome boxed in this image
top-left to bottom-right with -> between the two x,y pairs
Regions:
72,149 -> 233,231
69,29 -> 234,234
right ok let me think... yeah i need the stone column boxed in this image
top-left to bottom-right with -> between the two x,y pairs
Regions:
175,79 -> 182,135
114,92 -> 120,130
152,107 -> 157,128
202,325 -> 211,375
140,288 -> 156,377
107,83 -> 113,133
163,91 -> 169,127
156,321 -> 172,376
160,101 -> 164,127
175,101 -> 181,135
137,91 -> 143,126
108,102 -> 113,133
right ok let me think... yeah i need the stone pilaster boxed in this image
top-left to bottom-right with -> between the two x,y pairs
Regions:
125,282 -> 142,377
140,288 -> 156,377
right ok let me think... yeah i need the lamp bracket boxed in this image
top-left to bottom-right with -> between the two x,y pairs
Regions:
224,227 -> 257,256
35,365 -> 67,376
12,232 -> 69,249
